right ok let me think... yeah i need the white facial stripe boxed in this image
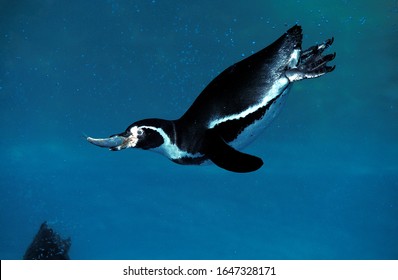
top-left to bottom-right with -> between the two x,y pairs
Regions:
140,126 -> 202,160
127,126 -> 144,148
209,77 -> 289,129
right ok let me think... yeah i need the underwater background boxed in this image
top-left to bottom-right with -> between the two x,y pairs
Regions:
1,0 -> 397,259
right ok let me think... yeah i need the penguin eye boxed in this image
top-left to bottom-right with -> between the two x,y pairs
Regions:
129,126 -> 144,137
137,128 -> 144,136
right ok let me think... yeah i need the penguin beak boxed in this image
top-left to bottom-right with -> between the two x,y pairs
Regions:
87,131 -> 133,151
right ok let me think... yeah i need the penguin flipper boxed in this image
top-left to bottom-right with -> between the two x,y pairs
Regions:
204,129 -> 263,173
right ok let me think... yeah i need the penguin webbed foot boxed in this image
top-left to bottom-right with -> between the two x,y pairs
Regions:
300,37 -> 334,63
286,36 -> 336,81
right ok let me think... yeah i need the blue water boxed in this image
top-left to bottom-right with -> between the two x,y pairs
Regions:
1,0 -> 397,260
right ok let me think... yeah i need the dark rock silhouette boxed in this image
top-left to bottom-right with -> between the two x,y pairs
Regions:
23,222 -> 71,260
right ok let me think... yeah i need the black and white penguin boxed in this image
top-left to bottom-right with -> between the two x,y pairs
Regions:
87,25 -> 335,173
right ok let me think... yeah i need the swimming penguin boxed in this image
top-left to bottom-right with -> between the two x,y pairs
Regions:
87,25 -> 335,173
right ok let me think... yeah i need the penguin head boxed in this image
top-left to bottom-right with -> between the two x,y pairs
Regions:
123,123 -> 164,150
105,118 -> 170,152
87,118 -> 173,153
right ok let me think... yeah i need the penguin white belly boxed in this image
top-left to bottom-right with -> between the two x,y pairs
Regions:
230,85 -> 290,150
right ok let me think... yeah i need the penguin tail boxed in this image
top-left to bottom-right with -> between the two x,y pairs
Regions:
285,25 -> 303,49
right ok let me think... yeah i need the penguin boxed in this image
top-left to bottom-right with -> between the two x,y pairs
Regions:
87,25 -> 335,173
